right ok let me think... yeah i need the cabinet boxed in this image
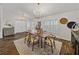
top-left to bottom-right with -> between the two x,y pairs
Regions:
3,27 -> 14,37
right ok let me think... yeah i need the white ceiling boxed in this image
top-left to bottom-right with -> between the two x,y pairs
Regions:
1,3 -> 79,18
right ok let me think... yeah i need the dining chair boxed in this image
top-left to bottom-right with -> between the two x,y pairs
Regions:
24,32 -> 39,51
44,35 -> 56,53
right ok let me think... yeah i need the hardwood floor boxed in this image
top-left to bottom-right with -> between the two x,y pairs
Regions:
0,32 -> 27,55
0,32 -> 75,55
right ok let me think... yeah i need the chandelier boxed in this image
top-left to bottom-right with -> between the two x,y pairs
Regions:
33,3 -> 42,19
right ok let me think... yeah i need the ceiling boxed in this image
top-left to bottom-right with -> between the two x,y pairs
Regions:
1,3 -> 79,18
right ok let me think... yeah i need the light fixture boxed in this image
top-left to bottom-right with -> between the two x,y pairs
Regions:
18,13 -> 27,21
48,16 -> 52,19
33,3 -> 41,19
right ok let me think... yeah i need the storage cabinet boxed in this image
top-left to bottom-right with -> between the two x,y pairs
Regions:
3,27 -> 14,37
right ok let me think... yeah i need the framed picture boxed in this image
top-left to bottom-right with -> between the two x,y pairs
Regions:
60,18 -> 68,24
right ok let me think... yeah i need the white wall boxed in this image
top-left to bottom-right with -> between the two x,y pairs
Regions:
0,8 -> 1,38
0,6 -> 3,38
41,10 -> 79,41
0,5 -> 79,41
14,20 -> 27,33
2,7 -> 29,34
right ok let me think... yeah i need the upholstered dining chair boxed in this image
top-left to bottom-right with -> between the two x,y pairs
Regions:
44,35 -> 56,53
24,32 -> 39,51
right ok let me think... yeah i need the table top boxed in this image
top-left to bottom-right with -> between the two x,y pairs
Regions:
27,31 -> 56,38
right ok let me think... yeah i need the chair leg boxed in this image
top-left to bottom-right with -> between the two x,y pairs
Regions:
24,38 -> 26,43
49,40 -> 53,54
27,39 -> 30,47
32,44 -> 34,51
44,37 -> 47,49
51,45 -> 53,53
32,40 -> 35,51
44,42 -> 46,50
53,41 -> 56,48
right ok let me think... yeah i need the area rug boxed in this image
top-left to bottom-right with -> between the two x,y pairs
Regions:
14,38 -> 62,55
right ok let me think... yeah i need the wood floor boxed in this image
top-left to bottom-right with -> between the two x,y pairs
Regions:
0,32 -> 75,55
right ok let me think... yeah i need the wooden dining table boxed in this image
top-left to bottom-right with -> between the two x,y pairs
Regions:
26,31 -> 56,48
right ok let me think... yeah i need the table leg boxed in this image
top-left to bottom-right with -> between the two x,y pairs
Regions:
41,37 -> 42,48
38,39 -> 40,47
